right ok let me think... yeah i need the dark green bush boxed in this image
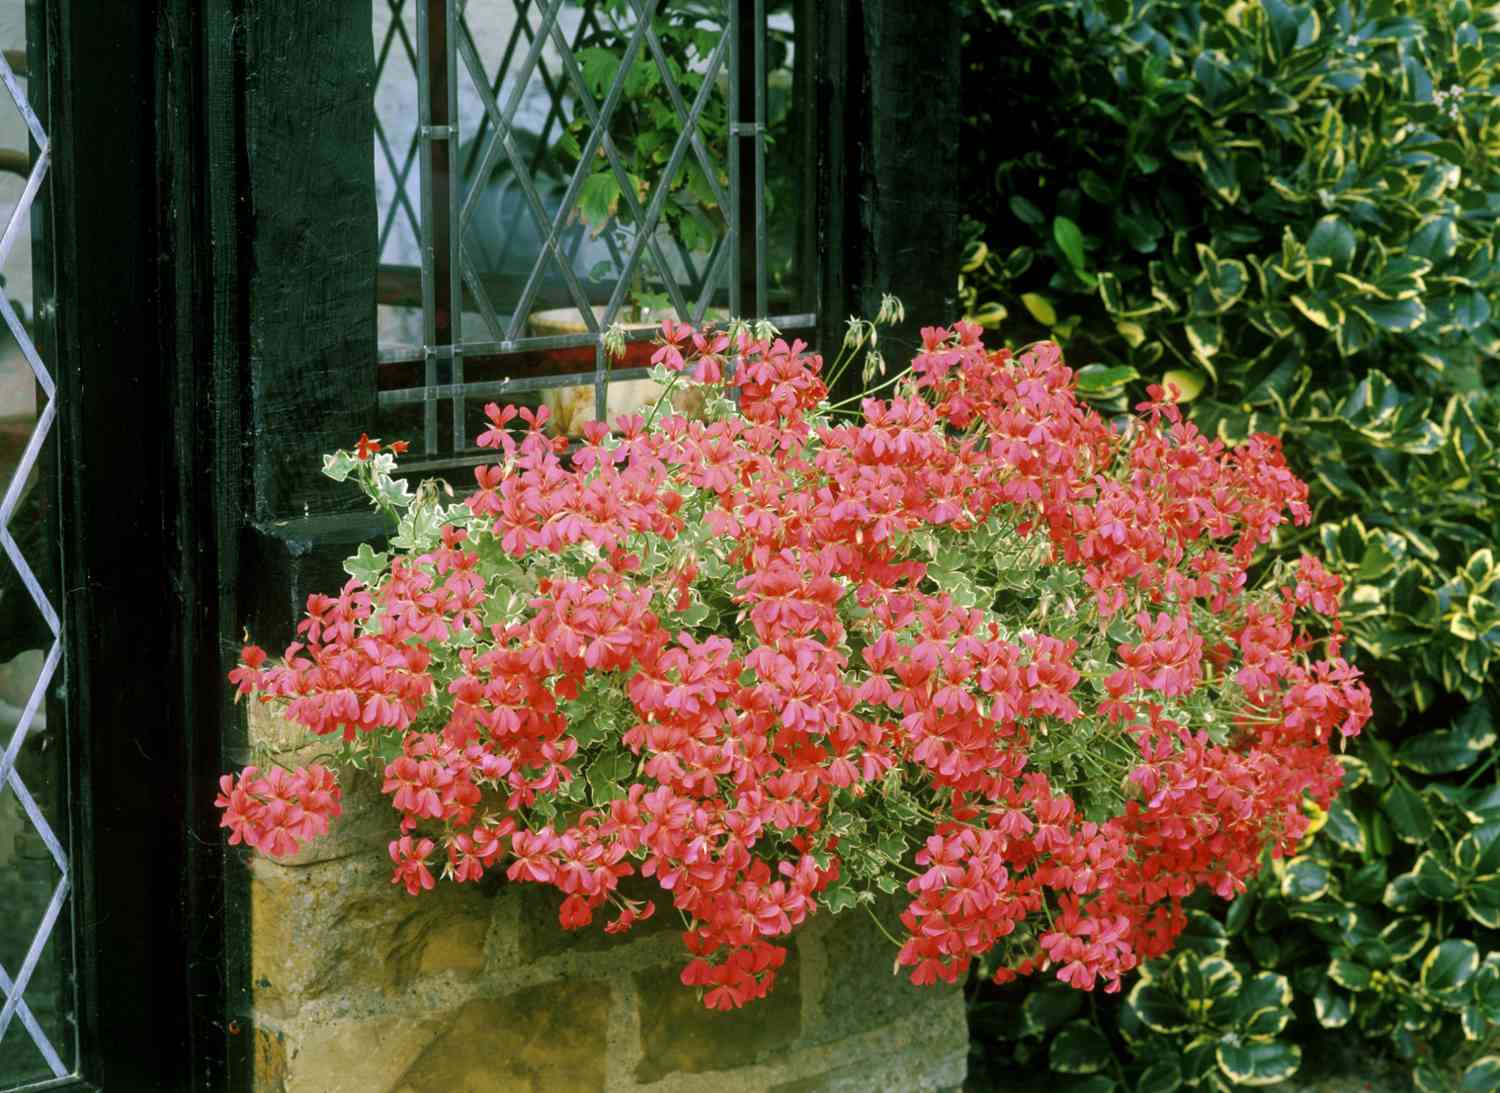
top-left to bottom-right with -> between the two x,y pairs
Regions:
959,0 -> 1500,1088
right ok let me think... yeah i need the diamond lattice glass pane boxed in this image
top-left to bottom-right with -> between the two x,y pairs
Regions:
0,6 -> 73,1084
456,0 -> 598,340
374,0 -> 427,359
452,2 -> 730,339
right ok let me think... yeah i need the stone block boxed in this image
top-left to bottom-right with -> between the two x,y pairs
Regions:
805,897 -> 942,1044
250,854 -> 496,1015
397,979 -> 610,1093
284,1014 -> 442,1093
634,947 -> 802,1084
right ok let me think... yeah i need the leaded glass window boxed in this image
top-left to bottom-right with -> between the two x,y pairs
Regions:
0,5 -> 75,1084
373,0 -> 817,469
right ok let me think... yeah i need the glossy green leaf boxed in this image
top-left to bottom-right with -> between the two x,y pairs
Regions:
1420,939 -> 1480,994
1176,910 -> 1229,957
1215,1040 -> 1301,1086
1134,1059 -> 1182,1093
1396,731 -> 1484,774
1313,978 -> 1353,1028
1413,851 -> 1463,900
1022,982 -> 1084,1034
1183,320 -> 1220,363
1075,364 -> 1139,396
1414,1065 -> 1451,1093
1462,1057 -> 1500,1092
1021,293 -> 1057,326
1307,215 -> 1356,269
1162,368 -> 1206,401
1126,981 -> 1189,1034
1321,797 -> 1366,854
1383,872 -> 1427,911
1379,917 -> 1431,963
1054,216 -> 1087,271
1009,195 -> 1045,227
1455,822 -> 1500,875
1381,779 -> 1435,841
1280,857 -> 1331,901
1235,970 -> 1292,1020
1461,875 -> 1500,929
1050,1020 -> 1113,1075
1358,297 -> 1426,332
1328,958 -> 1372,992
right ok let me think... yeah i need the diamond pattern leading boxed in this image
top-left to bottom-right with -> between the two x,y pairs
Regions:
375,0 -> 424,263
449,0 -> 731,342
0,45 -> 69,1080
373,0 -> 794,468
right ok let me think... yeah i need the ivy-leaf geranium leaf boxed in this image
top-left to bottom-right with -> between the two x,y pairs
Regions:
342,543 -> 388,586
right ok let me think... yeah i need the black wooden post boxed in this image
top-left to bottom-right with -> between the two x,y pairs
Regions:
42,0 -> 243,1086
242,3 -> 379,524
814,1 -> 960,404
859,1 -> 961,368
239,2 -> 385,649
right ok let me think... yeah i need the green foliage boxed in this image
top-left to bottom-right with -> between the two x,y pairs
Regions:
960,0 -> 1500,1088
959,0 -> 1500,714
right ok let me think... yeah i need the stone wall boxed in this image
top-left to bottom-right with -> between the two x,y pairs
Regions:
244,708 -> 969,1092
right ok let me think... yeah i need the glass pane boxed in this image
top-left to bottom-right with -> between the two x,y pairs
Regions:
0,0 -> 75,1086
372,0 -> 816,460
374,0 -> 425,360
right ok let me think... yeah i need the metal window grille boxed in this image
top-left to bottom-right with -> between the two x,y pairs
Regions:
373,0 -> 815,470
0,32 -> 75,1088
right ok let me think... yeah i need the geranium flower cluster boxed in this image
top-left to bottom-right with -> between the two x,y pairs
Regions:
217,319 -> 1370,1008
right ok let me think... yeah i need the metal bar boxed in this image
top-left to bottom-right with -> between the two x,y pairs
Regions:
415,0 -> 440,454
593,342 -> 606,424
454,1 -> 595,342
374,119 -> 419,257
0,289 -> 53,401
692,231 -> 732,323
446,0 -> 464,451
378,317 -> 688,363
380,365 -> 661,405
0,49 -> 45,148
459,239 -> 507,342
374,0 -> 407,81
728,0 -> 740,318
754,0 -> 766,317
377,306 -> 819,368
457,0 -> 565,234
